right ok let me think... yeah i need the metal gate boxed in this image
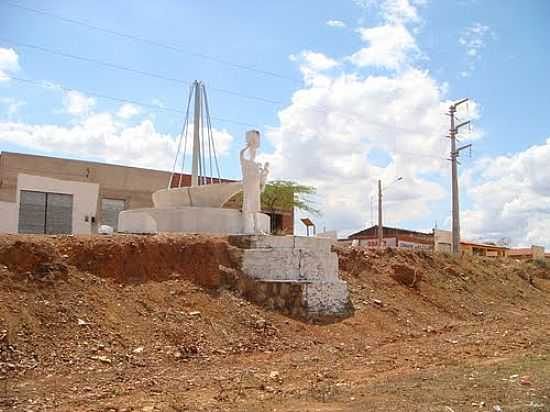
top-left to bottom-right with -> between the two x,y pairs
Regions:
18,190 -> 73,234
101,198 -> 126,231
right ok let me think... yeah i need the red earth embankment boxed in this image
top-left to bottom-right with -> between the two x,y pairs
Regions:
1,234 -> 549,411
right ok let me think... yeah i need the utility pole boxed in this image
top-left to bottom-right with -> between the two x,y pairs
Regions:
448,98 -> 472,256
191,80 -> 202,187
378,179 -> 383,249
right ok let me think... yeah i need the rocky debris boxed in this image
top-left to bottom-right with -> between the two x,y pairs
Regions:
520,375 -> 531,385
1,234 -> 549,411
390,263 -> 421,287
91,355 -> 112,365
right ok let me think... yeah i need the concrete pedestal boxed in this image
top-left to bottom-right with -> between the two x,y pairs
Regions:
118,207 -> 270,235
229,235 -> 352,319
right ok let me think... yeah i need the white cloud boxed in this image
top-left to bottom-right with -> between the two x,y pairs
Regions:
381,0 -> 420,24
151,98 -> 165,108
289,51 -> 340,86
348,24 -> 418,70
0,103 -> 234,171
462,139 -> 550,247
0,97 -> 26,119
0,48 -> 20,81
63,90 -> 95,116
117,103 -> 141,119
326,20 -> 346,29
298,51 -> 339,72
263,67 -> 450,234
459,22 -> 494,77
348,0 -> 425,71
265,0 -> 476,235
353,0 -> 422,24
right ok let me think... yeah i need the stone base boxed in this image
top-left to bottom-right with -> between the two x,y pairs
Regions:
118,207 -> 270,235
229,235 -> 353,319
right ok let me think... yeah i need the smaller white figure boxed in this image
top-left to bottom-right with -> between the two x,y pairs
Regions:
240,130 -> 269,234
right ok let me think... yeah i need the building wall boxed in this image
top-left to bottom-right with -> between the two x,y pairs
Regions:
16,174 -> 100,234
0,152 -> 295,234
353,236 -> 433,250
0,152 -> 170,215
354,237 -> 398,248
433,229 -> 453,253
508,246 -> 547,260
461,243 -> 507,257
0,201 -> 17,233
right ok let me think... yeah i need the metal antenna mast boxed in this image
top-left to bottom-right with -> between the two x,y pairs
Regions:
170,80 -> 222,188
448,98 -> 472,256
191,80 -> 202,187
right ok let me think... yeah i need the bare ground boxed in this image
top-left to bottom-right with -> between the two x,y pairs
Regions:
1,234 -> 549,412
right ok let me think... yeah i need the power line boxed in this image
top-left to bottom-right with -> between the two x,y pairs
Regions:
0,40 -> 438,138
9,76 -> 449,162
0,38 -> 285,106
4,1 -> 302,84
2,3 -> 458,160
9,76 -> 257,127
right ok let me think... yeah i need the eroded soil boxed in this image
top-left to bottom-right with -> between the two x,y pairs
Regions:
1,234 -> 549,411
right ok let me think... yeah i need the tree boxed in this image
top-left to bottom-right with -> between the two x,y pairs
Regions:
261,180 -> 319,216
227,180 -> 319,233
261,180 -> 319,234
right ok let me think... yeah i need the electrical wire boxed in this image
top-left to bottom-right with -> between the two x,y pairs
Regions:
0,39 -> 287,106
4,1 -> 302,84
9,75 -> 257,127
7,76 -> 450,163
0,38 -> 440,138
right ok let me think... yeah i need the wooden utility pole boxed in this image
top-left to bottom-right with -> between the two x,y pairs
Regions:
449,98 -> 472,256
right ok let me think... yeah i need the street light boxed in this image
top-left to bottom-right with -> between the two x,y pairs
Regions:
377,177 -> 403,249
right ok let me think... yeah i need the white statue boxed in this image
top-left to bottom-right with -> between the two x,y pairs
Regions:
240,130 -> 269,234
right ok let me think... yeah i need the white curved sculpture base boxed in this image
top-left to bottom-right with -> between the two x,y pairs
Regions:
153,181 -> 243,209
118,207 -> 270,235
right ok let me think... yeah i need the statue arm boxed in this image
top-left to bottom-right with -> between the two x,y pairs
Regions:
260,162 -> 270,191
240,145 -> 249,163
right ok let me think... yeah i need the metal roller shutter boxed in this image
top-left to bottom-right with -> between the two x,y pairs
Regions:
45,193 -> 73,234
18,190 -> 46,234
18,190 -> 73,234
101,198 -> 126,231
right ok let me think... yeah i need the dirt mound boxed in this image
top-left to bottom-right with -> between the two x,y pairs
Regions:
390,263 -> 421,287
0,234 -> 240,288
0,239 -> 69,282
1,236 -> 550,411
0,239 -> 59,273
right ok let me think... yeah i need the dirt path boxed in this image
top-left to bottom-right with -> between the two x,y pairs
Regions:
1,235 -> 549,411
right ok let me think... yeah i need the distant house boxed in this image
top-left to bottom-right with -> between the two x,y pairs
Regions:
459,241 -> 508,257
507,246 -> 546,261
345,225 -> 433,250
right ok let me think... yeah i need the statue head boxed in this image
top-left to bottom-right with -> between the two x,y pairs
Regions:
245,129 -> 260,149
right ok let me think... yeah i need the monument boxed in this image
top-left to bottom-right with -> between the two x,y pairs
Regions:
241,130 -> 270,234
118,81 -> 270,235
118,81 -> 352,319
118,130 -> 271,234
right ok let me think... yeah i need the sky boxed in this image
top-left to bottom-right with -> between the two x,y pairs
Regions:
1,0 -> 550,246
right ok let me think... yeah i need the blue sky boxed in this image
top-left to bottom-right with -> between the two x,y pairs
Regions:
1,0 -> 550,245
